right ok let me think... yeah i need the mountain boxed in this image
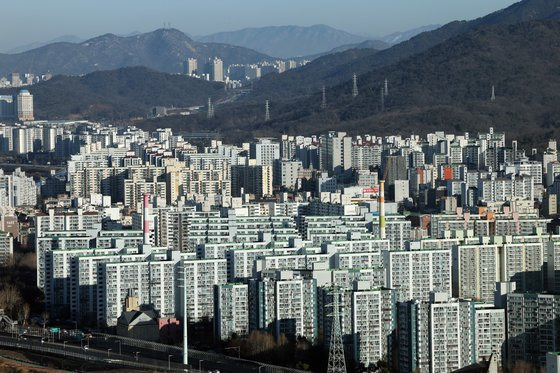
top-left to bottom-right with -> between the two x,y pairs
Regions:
248,0 -> 560,101
304,40 -> 391,61
379,25 -> 441,45
196,25 -> 374,58
0,29 -> 274,77
0,66 -> 226,120
5,35 -> 84,54
137,20 -> 560,148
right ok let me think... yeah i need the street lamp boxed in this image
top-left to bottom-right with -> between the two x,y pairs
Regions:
168,354 -> 173,370
178,265 -> 189,366
198,359 -> 204,373
134,351 -> 140,361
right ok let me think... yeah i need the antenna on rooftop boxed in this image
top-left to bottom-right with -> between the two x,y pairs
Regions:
265,100 -> 270,121
352,73 -> 358,98
321,86 -> 327,109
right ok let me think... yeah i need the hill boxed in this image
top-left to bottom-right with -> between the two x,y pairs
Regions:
379,25 -> 441,45
248,0 -> 560,101
4,35 -> 84,54
303,40 -> 390,61
0,67 -> 227,120
137,20 -> 560,148
196,25 -> 377,58
0,29 -> 275,76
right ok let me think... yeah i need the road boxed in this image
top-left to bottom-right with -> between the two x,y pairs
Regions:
0,163 -> 65,169
0,333 -> 195,372
0,327 -> 307,373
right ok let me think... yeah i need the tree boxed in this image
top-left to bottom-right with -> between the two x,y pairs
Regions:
41,311 -> 49,330
19,303 -> 30,326
0,284 -> 23,319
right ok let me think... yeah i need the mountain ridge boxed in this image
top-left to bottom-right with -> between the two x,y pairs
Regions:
134,20 -> 560,149
0,28 -> 275,77
196,24 -> 375,58
0,66 -> 227,120
248,0 -> 560,101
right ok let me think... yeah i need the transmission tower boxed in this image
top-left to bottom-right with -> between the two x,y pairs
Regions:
321,86 -> 327,109
352,73 -> 358,98
380,88 -> 385,112
384,78 -> 389,96
207,97 -> 214,119
327,290 -> 347,373
265,100 -> 270,121
491,85 -> 496,102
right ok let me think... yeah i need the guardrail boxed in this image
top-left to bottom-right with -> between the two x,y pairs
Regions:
0,337 -> 161,371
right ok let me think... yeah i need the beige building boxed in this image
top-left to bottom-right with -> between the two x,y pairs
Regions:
17,90 -> 34,121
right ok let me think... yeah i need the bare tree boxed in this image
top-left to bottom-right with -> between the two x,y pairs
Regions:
41,310 -> 49,330
19,303 -> 31,326
0,284 -> 23,318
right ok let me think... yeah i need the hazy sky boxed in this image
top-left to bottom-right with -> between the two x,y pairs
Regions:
2,0 -> 519,51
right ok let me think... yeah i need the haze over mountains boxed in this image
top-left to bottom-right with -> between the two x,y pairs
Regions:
248,0 -> 560,101
0,24 -> 440,77
196,25 -> 381,58
0,29 -> 274,77
2,24 -> 434,62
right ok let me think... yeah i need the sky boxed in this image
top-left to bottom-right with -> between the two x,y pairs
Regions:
1,0 -> 519,52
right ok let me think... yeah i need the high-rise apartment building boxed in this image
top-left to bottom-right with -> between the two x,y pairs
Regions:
351,286 -> 396,367
250,139 -> 280,166
249,271 -> 317,341
0,231 -> 13,266
210,58 -> 224,82
17,90 -> 34,121
384,249 -> 452,302
507,293 -> 560,367
231,165 -> 273,198
320,131 -> 352,174
214,283 -> 249,340
184,58 -> 198,76
398,293 -> 505,373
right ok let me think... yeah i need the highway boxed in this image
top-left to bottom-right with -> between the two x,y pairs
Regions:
0,327 -> 307,373
0,332 -> 193,372
0,163 -> 65,171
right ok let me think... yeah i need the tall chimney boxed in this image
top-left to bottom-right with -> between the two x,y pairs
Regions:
379,180 -> 386,239
143,194 -> 150,245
